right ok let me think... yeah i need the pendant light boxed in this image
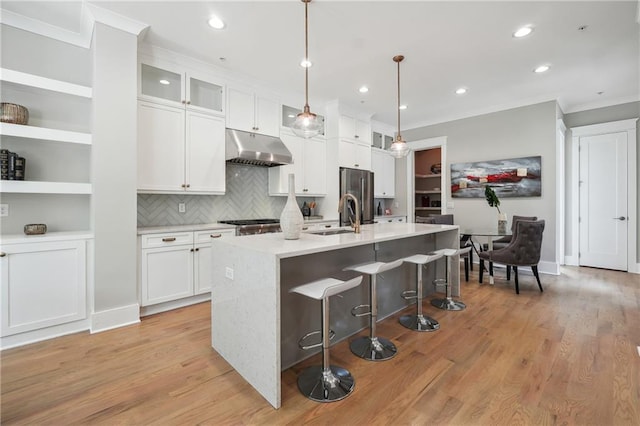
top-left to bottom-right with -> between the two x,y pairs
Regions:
388,55 -> 410,158
291,0 -> 321,138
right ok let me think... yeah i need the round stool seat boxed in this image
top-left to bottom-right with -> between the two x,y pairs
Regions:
346,259 -> 404,275
402,252 -> 443,265
290,276 -> 363,300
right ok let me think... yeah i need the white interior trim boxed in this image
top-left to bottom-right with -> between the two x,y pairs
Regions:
556,119 -> 567,267
405,136 -> 448,222
91,303 -> 140,334
570,118 -> 638,273
0,319 -> 89,350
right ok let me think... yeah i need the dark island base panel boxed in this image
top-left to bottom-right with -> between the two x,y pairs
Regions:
279,234 -> 441,370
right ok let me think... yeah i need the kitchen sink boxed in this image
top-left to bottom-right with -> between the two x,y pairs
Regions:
309,228 -> 355,236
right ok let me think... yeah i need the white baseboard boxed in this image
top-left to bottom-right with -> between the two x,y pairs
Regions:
629,262 -> 640,274
565,255 -> 579,266
140,293 -> 210,317
1,319 -> 89,350
91,303 -> 140,333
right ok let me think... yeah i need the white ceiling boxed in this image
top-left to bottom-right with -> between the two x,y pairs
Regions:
2,1 -> 639,129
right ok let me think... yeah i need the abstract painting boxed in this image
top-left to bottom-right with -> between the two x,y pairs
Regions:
451,156 -> 541,198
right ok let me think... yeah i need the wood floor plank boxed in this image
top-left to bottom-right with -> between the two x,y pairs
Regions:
2,266 -> 639,425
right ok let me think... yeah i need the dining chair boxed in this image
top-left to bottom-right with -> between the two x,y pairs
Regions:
478,220 -> 545,294
482,215 -> 538,251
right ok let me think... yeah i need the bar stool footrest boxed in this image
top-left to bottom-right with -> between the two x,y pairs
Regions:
401,290 -> 418,301
297,365 -> 355,402
298,329 -> 335,350
350,304 -> 371,317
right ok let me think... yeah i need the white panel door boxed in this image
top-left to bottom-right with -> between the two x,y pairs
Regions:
226,87 -> 255,133
1,240 -> 87,336
372,149 -> 395,198
354,142 -> 372,170
141,245 -> 193,305
338,139 -> 356,169
303,137 -> 326,195
137,101 -> 185,191
255,95 -> 280,137
579,132 -> 628,270
185,112 -> 226,193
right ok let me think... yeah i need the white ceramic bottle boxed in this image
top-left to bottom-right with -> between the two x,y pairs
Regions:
280,174 -> 304,239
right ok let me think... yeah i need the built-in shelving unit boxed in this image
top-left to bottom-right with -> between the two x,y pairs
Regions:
414,150 -> 443,219
1,67 -> 92,234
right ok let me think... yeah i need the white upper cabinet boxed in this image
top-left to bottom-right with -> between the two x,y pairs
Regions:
137,102 -> 226,194
227,86 -> 280,137
371,148 -> 395,198
269,130 -> 326,196
339,115 -> 371,144
139,60 -> 224,116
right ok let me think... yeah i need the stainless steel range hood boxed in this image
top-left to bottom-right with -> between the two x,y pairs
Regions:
225,128 -> 293,167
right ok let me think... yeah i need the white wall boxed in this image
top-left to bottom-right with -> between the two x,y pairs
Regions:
401,101 -> 558,267
91,23 -> 138,314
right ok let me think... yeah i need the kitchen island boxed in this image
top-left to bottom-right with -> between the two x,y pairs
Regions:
210,222 -> 459,408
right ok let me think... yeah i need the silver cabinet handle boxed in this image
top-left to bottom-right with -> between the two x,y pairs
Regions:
162,237 -> 176,242
210,234 -> 222,238
614,216 -> 627,220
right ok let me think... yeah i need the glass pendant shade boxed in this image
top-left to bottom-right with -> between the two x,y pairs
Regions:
292,106 -> 321,138
389,136 -> 410,158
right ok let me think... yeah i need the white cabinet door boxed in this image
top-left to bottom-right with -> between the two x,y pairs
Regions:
185,112 -> 226,193
255,95 -> 280,137
141,245 -> 193,306
1,240 -> 87,336
339,115 -> 357,140
338,139 -> 356,169
303,137 -> 326,195
372,148 -> 395,198
355,142 -> 372,170
138,101 -> 185,192
226,87 -> 255,133
355,120 -> 371,145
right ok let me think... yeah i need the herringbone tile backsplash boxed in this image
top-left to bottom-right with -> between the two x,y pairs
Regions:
137,164 -> 314,227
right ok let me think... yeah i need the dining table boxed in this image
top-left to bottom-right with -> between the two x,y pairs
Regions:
460,227 -> 512,284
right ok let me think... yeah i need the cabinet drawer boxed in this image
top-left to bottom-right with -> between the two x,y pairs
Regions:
142,232 -> 193,248
195,229 -> 235,244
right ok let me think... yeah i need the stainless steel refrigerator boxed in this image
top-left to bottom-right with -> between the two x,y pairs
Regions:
339,167 -> 375,227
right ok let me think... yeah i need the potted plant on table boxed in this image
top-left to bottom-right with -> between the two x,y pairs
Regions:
485,186 -> 507,233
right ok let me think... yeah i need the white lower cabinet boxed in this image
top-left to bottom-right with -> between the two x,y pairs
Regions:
1,236 -> 89,337
140,229 -> 234,306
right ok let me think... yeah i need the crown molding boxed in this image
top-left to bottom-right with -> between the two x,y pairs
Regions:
0,3 -> 148,49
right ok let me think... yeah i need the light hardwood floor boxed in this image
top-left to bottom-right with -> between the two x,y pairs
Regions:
2,266 -> 639,425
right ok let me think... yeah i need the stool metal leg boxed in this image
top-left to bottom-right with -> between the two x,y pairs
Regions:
400,263 -> 440,331
350,274 -> 397,361
298,297 -> 355,402
431,255 -> 466,311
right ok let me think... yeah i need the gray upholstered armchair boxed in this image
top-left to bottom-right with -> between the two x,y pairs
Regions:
483,215 -> 538,251
478,220 -> 545,294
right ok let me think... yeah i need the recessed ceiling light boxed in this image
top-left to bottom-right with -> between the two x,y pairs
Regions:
359,86 -> 369,93
513,26 -> 534,38
159,79 -> 170,85
300,59 -> 312,68
399,104 -> 407,110
208,15 -> 225,30
455,87 -> 467,95
534,65 -> 550,73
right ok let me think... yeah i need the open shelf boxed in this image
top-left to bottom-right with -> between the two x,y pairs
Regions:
0,122 -> 91,145
415,207 -> 442,211
0,180 -> 92,194
415,173 -> 441,179
0,68 -> 92,98
415,190 -> 441,194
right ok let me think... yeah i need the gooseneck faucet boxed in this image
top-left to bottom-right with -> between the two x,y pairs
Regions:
338,193 -> 361,234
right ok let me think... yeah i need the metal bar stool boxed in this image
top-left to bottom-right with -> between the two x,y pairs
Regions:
347,259 -> 404,361
399,252 -> 444,331
430,247 -> 471,311
289,275 -> 363,402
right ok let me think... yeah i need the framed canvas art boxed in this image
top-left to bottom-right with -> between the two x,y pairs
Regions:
451,156 -> 541,198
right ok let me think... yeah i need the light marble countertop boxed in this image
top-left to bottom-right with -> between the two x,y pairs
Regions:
137,223 -> 236,235
215,222 -> 457,259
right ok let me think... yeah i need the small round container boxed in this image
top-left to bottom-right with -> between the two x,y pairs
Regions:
0,103 -> 29,125
24,224 -> 47,235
